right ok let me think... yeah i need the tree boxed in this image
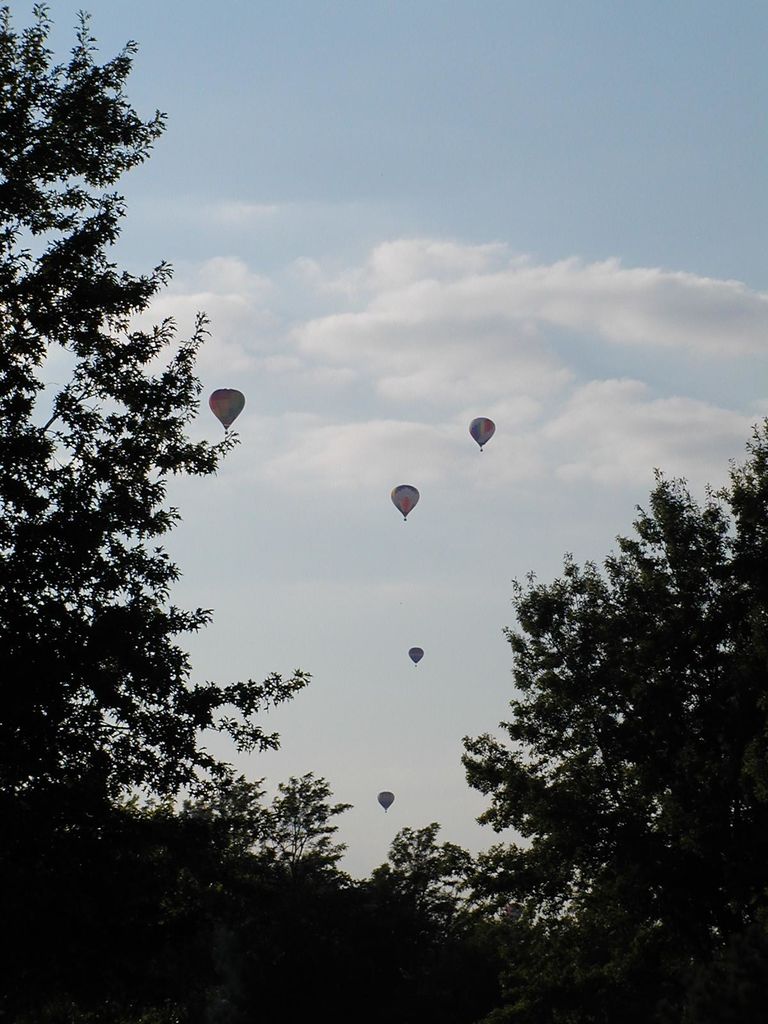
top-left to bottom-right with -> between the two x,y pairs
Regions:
259,772 -> 352,881
183,773 -> 353,1022
371,822 -> 474,933
0,4 -> 308,803
463,422 -> 768,1022
0,8 -> 308,1018
364,824 -> 502,1024
181,773 -> 268,866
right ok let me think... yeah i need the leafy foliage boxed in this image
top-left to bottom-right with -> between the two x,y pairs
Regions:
371,822 -> 474,933
0,9 -> 309,1018
367,823 -> 503,1023
258,772 -> 352,881
463,423 -> 768,1021
0,4 -> 309,804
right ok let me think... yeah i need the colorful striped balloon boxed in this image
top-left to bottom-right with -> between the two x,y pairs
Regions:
209,389 -> 245,430
391,484 -> 420,520
469,417 -> 495,451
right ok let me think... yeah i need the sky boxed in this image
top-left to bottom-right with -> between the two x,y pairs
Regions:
23,1 -> 768,876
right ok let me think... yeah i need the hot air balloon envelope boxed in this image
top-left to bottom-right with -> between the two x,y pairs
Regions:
209,389 -> 245,429
502,902 -> 523,922
408,647 -> 424,665
469,417 -> 495,450
391,484 -> 419,520
378,791 -> 395,812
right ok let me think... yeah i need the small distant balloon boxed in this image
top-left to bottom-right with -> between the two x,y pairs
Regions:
469,417 -> 495,451
209,389 -> 245,430
408,647 -> 424,666
378,791 -> 395,812
391,484 -> 419,520
502,901 -> 523,923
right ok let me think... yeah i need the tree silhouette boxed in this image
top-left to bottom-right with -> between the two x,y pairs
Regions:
464,423 -> 768,1021
0,3 -> 308,805
0,8 -> 308,1017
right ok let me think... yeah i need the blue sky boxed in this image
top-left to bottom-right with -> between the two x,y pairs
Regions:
47,0 -> 766,283
29,1 -> 768,874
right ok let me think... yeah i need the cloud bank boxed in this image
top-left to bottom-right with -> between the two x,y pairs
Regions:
144,239 -> 766,493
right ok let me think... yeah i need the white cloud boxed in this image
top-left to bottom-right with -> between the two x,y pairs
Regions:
259,418 -> 459,491
365,238 -> 509,289
129,238 -> 765,495
135,257 -> 278,376
191,256 -> 273,297
307,246 -> 768,357
295,311 -> 569,406
206,201 -> 286,225
243,384 -> 749,496
544,379 -> 753,485
234,411 -> 546,494
258,354 -> 304,373
292,239 -> 511,300
291,244 -> 767,415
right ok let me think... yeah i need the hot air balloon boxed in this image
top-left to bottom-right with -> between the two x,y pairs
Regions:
502,901 -> 523,923
378,791 -> 395,812
408,647 -> 424,666
391,484 -> 419,520
209,389 -> 245,430
469,417 -> 495,451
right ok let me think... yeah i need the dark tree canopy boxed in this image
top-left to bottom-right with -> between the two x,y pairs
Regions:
0,10 -> 500,1023
0,9 -> 310,1016
258,772 -> 352,881
464,422 -> 768,1022
0,4 -> 308,807
371,822 -> 475,933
